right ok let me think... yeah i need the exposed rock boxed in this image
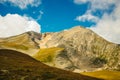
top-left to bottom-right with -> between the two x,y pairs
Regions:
0,26 -> 120,73
39,26 -> 120,72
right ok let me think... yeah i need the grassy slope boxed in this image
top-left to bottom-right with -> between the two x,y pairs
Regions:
81,70 -> 120,80
0,49 -> 100,80
0,34 -> 29,50
33,47 -> 64,63
0,32 -> 39,50
0,42 -> 29,50
33,47 -> 120,80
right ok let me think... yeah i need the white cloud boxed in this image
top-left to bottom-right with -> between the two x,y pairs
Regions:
90,0 -> 115,11
74,0 -> 88,4
76,10 -> 99,22
74,0 -> 120,44
0,0 -> 41,9
74,0 -> 116,11
90,2 -> 120,44
0,14 -> 41,38
74,0 -> 116,23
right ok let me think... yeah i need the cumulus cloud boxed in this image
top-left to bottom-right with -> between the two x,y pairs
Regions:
0,14 -> 41,38
0,0 -> 41,9
90,2 -> 120,44
74,0 -> 120,44
75,0 -> 115,23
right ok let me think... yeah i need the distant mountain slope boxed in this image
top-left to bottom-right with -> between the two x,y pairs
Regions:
0,31 -> 41,55
38,26 -> 120,72
0,49 -> 100,80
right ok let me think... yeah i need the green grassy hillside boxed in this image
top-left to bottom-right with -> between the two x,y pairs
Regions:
0,42 -> 29,50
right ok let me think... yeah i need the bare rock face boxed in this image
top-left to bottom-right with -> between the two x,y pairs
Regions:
39,26 -> 120,72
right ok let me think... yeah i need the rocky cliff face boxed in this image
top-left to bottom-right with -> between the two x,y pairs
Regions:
39,26 -> 120,72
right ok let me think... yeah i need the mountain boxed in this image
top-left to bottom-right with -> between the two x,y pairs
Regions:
0,31 -> 41,55
36,26 -> 120,72
0,26 -> 120,73
0,49 -> 100,80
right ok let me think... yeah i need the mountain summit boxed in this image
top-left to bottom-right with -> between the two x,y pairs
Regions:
37,26 -> 120,72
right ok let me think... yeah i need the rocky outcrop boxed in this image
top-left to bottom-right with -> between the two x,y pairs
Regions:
39,26 -> 120,72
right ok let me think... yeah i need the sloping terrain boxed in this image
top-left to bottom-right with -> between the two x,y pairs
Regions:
0,49 -> 100,80
33,47 -> 64,66
81,70 -> 120,80
38,26 -> 120,72
0,26 -> 120,73
0,31 -> 41,55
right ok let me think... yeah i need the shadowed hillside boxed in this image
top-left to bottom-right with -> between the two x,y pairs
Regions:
0,49 -> 101,80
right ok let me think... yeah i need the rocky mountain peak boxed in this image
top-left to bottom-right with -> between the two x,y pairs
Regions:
38,26 -> 120,72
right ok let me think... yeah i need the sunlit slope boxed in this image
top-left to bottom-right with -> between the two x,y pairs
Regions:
0,31 -> 41,55
0,49 -> 100,80
81,70 -> 120,80
33,47 -> 74,70
33,47 -> 64,65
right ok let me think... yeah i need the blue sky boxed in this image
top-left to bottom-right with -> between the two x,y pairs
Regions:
0,0 -> 120,44
0,0 -> 97,32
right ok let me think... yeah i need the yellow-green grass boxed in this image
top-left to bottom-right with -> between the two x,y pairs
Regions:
33,47 -> 64,63
81,70 -> 120,80
0,42 -> 28,50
